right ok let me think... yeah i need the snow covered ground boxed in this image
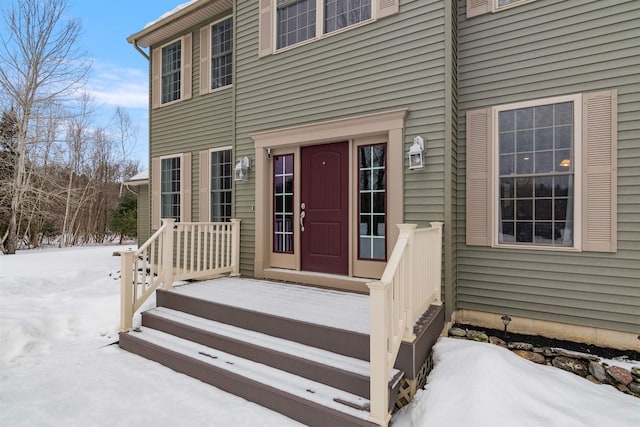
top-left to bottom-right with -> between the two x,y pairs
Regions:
1,246 -> 638,426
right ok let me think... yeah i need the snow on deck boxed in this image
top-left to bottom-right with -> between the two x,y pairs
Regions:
173,277 -> 370,334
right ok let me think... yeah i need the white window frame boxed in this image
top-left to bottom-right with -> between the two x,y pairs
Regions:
491,94 -> 583,251
208,146 -> 233,222
273,0 -> 376,53
201,15 -> 234,95
160,153 -> 186,222
152,33 -> 192,108
493,0 -> 537,12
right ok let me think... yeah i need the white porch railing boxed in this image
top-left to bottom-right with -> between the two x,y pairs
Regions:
367,222 -> 443,426
120,218 -> 241,332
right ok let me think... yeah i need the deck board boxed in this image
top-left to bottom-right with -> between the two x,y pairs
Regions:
173,277 -> 370,334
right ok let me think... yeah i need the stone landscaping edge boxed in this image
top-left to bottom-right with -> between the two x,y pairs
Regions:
448,325 -> 640,398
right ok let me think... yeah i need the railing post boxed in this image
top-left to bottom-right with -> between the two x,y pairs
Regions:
230,218 -> 241,276
161,218 -> 175,290
429,222 -> 444,306
396,224 -> 417,340
367,280 -> 391,427
120,251 -> 135,332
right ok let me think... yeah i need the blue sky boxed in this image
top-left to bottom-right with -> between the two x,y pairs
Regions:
69,0 -> 185,169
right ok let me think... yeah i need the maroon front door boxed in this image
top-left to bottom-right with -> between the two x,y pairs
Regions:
300,142 -> 349,275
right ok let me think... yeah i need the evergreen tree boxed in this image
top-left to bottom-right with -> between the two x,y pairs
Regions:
107,191 -> 137,244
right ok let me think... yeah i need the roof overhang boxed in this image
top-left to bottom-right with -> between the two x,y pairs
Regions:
127,0 -> 233,48
124,169 -> 149,186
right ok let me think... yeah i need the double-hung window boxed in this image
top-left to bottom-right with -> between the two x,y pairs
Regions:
466,91 -> 618,253
161,40 -> 182,104
211,17 -> 233,89
259,0 -> 398,56
152,35 -> 192,108
276,0 -> 371,49
210,149 -> 232,222
467,0 -> 538,18
497,98 -> 576,247
152,153 -> 192,228
200,17 -> 233,94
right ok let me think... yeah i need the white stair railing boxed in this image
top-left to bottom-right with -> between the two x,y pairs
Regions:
120,218 -> 241,332
367,222 -> 443,426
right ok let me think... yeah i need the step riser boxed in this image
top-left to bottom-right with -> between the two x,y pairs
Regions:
157,289 -> 370,360
142,311 -> 372,399
120,332 -> 376,427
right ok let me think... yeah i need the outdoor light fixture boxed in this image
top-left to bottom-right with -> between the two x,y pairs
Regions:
408,136 -> 425,169
234,156 -> 251,182
266,148 -> 272,160
501,314 -> 512,338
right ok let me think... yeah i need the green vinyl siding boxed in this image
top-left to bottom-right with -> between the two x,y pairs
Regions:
235,0 -> 451,274
457,0 -> 640,333
149,12 -> 233,228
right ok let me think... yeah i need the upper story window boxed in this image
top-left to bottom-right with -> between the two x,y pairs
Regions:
277,0 -> 317,49
161,40 -> 182,104
260,0 -> 398,56
211,17 -> 233,89
276,0 -> 371,49
152,34 -> 192,108
325,0 -> 372,33
467,0 -> 538,18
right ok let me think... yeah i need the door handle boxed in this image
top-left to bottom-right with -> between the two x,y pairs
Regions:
300,211 -> 305,232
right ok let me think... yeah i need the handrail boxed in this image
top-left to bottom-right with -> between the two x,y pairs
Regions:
120,218 -> 241,332
367,222 -> 443,426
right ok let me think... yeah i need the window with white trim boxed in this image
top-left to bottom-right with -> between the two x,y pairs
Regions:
260,0 -> 398,56
152,35 -> 192,108
211,17 -> 233,89
465,91 -> 618,253
210,149 -> 233,222
161,156 -> 182,221
496,99 -> 576,247
161,40 -> 182,104
467,0 -> 538,18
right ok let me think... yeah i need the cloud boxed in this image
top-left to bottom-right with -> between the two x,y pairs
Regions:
85,63 -> 148,109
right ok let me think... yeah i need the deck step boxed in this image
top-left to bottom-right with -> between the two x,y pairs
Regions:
142,307 -> 403,399
120,327 -> 378,427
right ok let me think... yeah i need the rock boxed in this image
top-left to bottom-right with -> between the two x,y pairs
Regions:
513,349 -> 546,364
466,330 -> 489,342
543,348 -> 558,357
629,381 -> 640,394
616,384 -> 630,393
606,366 -> 633,386
589,361 -> 615,385
448,327 -> 467,337
552,348 -> 599,362
631,366 -> 640,381
489,336 -> 507,347
508,342 -> 534,351
533,347 -> 545,354
552,356 -> 589,377
586,375 -> 601,385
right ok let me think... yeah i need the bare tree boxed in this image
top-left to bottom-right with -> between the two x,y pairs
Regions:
111,106 -> 140,197
0,0 -> 89,254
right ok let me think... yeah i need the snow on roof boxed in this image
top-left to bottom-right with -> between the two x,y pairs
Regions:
125,169 -> 149,184
144,0 -> 200,29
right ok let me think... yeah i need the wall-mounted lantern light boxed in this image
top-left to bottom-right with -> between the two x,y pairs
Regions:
408,136 -> 425,170
234,156 -> 251,182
